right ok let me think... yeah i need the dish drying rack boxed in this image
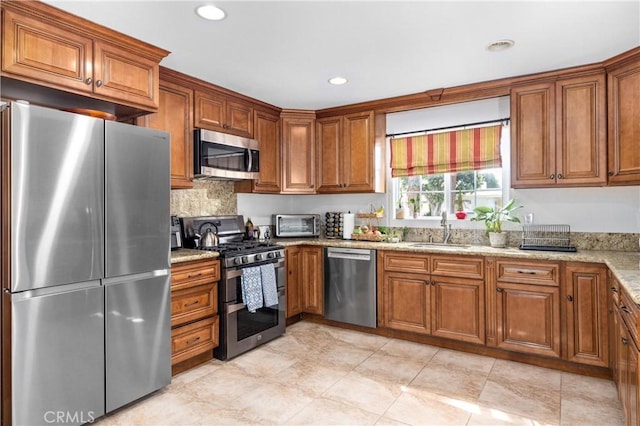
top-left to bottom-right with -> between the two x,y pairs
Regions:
519,224 -> 577,252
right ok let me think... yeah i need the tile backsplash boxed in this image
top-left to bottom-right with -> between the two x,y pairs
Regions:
170,180 -> 236,217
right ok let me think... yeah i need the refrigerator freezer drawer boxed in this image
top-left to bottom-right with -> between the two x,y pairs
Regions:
105,272 -> 171,413
11,282 -> 105,426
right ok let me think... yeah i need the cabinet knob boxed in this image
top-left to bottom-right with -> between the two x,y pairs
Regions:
85,78 -> 93,85
96,80 -> 103,87
622,337 -> 629,345
608,171 -> 614,176
567,295 -> 573,302
611,287 -> 618,293
497,288 -> 503,293
549,174 -> 555,180
557,173 -> 564,179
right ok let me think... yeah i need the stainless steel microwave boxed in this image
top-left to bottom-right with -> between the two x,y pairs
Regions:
194,129 -> 260,180
274,214 -> 321,237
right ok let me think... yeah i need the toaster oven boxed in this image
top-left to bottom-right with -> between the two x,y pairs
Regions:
274,214 -> 320,238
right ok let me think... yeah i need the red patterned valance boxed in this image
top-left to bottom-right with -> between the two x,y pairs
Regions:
390,125 -> 503,177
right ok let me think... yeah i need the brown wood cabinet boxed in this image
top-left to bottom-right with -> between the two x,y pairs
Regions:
613,305 -> 640,426
236,109 -> 282,193
195,90 -> 253,138
137,68 -> 194,189
301,246 -> 324,315
285,246 -> 303,318
510,72 -> 606,188
281,110 -> 316,194
170,258 -> 220,375
607,56 -> 640,185
563,263 -> 609,367
491,259 -> 562,358
379,251 -> 485,344
316,111 -> 382,193
1,2 -> 167,111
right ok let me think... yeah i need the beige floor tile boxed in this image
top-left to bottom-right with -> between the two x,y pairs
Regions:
466,404 -> 540,425
228,344 -> 298,378
171,358 -> 225,387
561,372 -> 620,404
489,359 -> 562,391
323,371 -> 405,415
285,397 -> 380,425
187,364 -> 266,405
384,388 -> 475,425
377,338 -> 440,364
479,379 -> 561,424
374,416 -> 411,426
306,340 -> 376,370
428,348 -> 496,374
227,379 -> 316,424
409,362 -> 489,401
355,352 -> 427,384
560,371 -> 624,426
271,359 -> 350,396
324,326 -> 391,351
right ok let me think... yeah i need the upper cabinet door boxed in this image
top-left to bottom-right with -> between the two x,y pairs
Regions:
252,110 -> 281,193
510,82 -> 556,188
316,116 -> 343,192
2,9 -> 94,93
555,73 -> 607,186
608,58 -> 640,185
194,91 -> 254,138
138,77 -> 194,189
93,40 -> 159,109
342,111 -> 374,192
281,113 -> 316,194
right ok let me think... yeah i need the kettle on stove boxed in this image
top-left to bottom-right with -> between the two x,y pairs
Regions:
196,223 -> 219,248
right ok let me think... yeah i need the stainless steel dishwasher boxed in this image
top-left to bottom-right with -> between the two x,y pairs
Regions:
324,247 -> 377,328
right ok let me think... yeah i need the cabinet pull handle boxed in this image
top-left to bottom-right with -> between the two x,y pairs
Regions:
187,272 -> 203,279
622,337 -> 629,345
186,336 -> 201,345
96,80 -> 103,87
549,174 -> 555,180
85,77 -> 93,85
567,295 -> 573,302
184,300 -> 200,307
611,287 -> 618,293
516,270 -> 537,275
621,306 -> 631,314
497,288 -> 503,293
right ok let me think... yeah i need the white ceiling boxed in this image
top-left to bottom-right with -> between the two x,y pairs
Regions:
44,1 -> 640,110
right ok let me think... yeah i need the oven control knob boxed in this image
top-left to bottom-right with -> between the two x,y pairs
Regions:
234,257 -> 242,266
267,252 -> 275,259
242,256 -> 249,264
273,251 -> 281,258
256,253 -> 263,261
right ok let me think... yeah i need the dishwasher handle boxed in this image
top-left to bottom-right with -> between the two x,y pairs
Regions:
326,247 -> 373,261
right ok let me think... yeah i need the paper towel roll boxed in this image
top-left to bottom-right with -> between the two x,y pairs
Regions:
343,214 -> 355,239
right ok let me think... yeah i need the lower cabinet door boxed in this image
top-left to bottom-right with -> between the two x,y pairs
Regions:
495,282 -> 561,358
382,272 -> 430,334
171,316 -> 219,365
431,276 -> 485,344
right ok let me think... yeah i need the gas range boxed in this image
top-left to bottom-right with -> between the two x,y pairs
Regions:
180,215 -> 284,268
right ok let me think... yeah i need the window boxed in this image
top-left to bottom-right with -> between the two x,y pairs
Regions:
396,168 -> 503,218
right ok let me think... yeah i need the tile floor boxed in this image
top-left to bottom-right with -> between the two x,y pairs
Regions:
97,322 -> 624,425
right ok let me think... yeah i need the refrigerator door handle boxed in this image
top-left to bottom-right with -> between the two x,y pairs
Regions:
9,280 -> 102,301
102,269 -> 169,287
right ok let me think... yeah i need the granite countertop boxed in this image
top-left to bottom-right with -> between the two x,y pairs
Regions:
273,237 -> 640,304
171,248 -> 219,264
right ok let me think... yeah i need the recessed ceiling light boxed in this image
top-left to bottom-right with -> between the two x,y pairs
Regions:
196,4 -> 226,21
328,76 -> 348,85
487,39 -> 515,52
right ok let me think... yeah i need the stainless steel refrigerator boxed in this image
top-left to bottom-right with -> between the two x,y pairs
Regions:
1,101 -> 171,425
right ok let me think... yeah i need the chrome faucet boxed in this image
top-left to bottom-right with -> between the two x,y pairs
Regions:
441,211 -> 452,244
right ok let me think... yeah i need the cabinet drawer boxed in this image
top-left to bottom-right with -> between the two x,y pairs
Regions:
431,255 -> 484,279
171,283 -> 217,327
171,259 -> 220,291
496,259 -> 560,286
620,288 -> 639,346
382,252 -> 429,274
171,316 -> 219,365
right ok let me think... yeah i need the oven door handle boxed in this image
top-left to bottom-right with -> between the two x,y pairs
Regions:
227,289 -> 286,314
226,259 -> 285,279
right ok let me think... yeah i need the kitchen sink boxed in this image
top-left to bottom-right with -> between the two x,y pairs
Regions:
409,243 -> 472,249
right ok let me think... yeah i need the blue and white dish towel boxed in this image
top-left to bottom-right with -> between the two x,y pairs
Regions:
241,266 -> 263,313
261,263 -> 278,307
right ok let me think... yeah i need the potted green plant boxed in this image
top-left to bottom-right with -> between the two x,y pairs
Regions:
471,199 -> 522,247
409,194 -> 421,218
455,190 -> 467,219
